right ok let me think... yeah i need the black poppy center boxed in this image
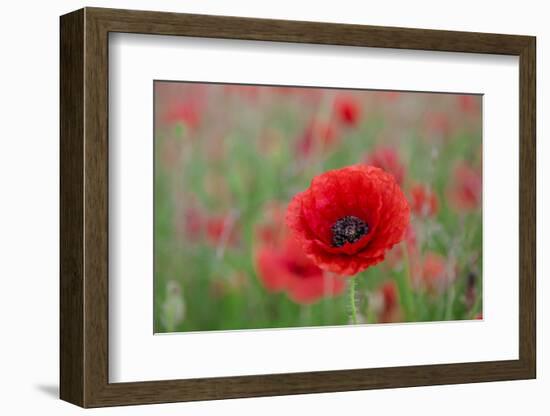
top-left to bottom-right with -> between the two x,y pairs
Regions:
331,216 -> 369,247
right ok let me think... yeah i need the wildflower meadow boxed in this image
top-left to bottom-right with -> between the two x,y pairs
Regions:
154,82 -> 482,333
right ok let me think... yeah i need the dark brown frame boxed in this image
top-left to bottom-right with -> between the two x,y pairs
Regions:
60,7 -> 536,408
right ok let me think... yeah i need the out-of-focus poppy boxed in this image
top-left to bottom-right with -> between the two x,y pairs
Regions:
411,252 -> 452,293
334,95 -> 361,126
448,162 -> 482,212
377,281 -> 401,323
410,184 -> 439,217
365,146 -> 406,185
255,237 -> 345,304
297,119 -> 338,156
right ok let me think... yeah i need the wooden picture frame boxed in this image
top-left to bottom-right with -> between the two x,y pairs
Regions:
60,7 -> 536,408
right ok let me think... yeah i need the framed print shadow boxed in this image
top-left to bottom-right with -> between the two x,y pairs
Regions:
60,7 -> 536,408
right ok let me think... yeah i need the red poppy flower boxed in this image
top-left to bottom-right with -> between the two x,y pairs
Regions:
286,165 -> 410,275
255,237 -> 345,304
410,184 -> 439,217
448,162 -> 482,212
334,95 -> 361,126
364,146 -> 406,185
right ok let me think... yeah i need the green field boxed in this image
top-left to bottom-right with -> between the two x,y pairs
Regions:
154,83 -> 482,333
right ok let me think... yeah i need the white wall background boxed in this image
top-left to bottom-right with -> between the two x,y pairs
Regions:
0,0 -> 545,414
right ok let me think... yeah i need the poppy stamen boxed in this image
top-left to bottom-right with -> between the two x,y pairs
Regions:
331,215 -> 369,247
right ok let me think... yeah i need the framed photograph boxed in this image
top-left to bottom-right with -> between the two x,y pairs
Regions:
60,7 -> 536,407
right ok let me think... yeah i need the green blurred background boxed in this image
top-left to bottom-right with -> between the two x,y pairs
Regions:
154,82 -> 482,333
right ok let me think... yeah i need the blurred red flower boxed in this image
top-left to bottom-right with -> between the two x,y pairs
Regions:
377,281 -> 401,323
411,252 -> 452,293
183,206 -> 202,239
255,237 -> 345,304
163,101 -> 202,130
457,95 -> 479,114
286,165 -> 410,275
175,204 -> 239,247
410,184 -> 439,217
297,119 -> 338,156
364,146 -> 406,185
205,215 -> 239,247
448,162 -> 482,212
334,95 -> 361,126
424,112 -> 451,137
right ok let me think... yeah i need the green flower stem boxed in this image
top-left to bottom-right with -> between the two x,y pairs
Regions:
349,278 -> 358,324
398,243 -> 416,321
444,285 -> 456,321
